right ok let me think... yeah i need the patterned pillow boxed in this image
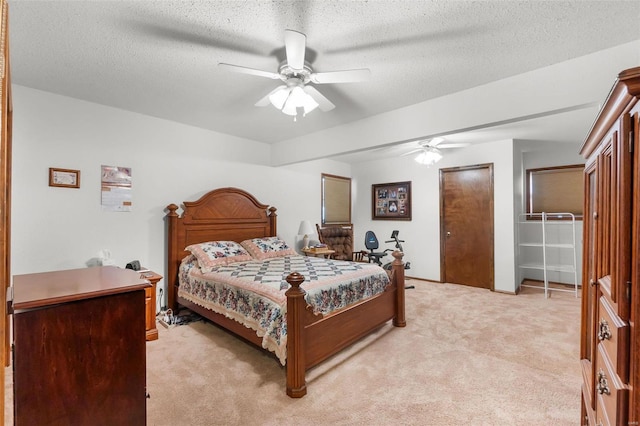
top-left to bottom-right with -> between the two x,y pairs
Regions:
185,241 -> 252,272
241,237 -> 297,260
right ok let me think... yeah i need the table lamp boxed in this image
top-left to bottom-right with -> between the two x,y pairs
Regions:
298,220 -> 315,250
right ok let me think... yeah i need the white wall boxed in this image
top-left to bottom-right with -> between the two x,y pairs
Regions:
352,139 -> 584,294
11,86 -> 350,306
352,139 -> 517,293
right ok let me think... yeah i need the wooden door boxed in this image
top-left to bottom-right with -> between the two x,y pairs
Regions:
440,164 -> 494,289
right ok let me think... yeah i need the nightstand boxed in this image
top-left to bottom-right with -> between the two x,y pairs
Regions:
302,248 -> 335,258
140,269 -> 162,341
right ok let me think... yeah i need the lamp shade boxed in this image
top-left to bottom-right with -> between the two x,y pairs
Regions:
298,220 -> 315,236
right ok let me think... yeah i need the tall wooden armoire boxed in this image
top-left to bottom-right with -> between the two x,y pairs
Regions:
579,66 -> 640,425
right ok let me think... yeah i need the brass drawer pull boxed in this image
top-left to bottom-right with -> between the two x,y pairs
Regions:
597,369 -> 611,395
598,319 -> 612,341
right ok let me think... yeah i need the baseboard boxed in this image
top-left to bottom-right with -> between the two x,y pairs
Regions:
405,275 -> 441,284
520,278 -> 581,289
494,289 -> 517,295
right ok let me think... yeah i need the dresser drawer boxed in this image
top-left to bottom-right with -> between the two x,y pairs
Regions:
598,296 -> 630,382
595,344 -> 629,426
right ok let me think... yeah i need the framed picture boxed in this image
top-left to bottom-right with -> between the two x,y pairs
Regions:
49,167 -> 80,188
372,181 -> 411,220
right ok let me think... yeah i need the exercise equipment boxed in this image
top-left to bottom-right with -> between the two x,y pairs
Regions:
364,231 -> 413,289
364,230 -> 389,266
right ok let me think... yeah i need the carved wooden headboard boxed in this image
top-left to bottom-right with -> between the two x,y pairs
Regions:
165,187 -> 277,309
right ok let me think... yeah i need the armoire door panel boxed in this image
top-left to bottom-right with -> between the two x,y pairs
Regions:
581,162 -> 598,409
596,131 -> 614,303
614,112 -> 633,322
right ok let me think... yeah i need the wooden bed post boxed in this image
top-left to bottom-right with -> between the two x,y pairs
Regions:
285,272 -> 307,398
268,207 -> 277,236
166,203 -> 179,311
391,250 -> 406,327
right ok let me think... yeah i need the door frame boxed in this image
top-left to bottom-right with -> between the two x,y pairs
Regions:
0,0 -> 10,421
439,163 -> 494,290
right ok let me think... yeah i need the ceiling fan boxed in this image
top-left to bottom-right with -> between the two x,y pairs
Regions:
402,138 -> 470,166
218,29 -> 371,120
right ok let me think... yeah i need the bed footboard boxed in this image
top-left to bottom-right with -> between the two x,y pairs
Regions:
285,250 -> 406,398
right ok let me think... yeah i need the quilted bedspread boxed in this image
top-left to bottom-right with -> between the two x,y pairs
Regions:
178,255 -> 390,365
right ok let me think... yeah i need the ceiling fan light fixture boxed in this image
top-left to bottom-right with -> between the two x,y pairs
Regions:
268,87 -> 290,110
414,146 -> 443,166
269,83 -> 319,119
301,94 -> 319,116
288,86 -> 307,105
281,96 -> 298,116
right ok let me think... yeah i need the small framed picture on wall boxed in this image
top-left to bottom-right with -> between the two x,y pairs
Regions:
49,167 -> 80,188
372,181 -> 411,220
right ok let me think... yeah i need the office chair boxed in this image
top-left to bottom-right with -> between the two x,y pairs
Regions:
364,231 -> 389,266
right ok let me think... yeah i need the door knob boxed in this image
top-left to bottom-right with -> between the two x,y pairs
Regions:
446,231 -> 451,237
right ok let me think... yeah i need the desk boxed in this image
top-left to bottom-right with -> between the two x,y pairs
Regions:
302,248 -> 335,258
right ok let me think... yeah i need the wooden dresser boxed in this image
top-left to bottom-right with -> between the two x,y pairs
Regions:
10,266 -> 150,426
579,66 -> 640,426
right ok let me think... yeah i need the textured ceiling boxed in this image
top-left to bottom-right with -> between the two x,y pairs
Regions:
8,1 -> 640,159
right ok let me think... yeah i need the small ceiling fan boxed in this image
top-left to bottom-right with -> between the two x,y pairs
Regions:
218,29 -> 371,119
402,138 -> 470,166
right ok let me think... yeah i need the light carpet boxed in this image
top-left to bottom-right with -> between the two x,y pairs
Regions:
3,280 -> 581,425
144,280 -> 581,426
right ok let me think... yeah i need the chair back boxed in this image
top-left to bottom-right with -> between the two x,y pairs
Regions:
316,224 -> 354,261
364,231 -> 379,251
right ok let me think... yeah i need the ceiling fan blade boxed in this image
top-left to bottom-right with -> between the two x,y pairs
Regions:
303,86 -> 335,112
255,85 -> 287,107
310,69 -> 371,84
438,143 -> 471,149
218,63 -> 281,80
400,148 -> 423,157
426,137 -> 445,147
284,29 -> 306,71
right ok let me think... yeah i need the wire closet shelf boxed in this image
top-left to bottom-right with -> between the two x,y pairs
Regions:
517,212 -> 579,298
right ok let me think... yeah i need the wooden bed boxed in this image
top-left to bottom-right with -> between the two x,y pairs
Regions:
165,187 -> 406,397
